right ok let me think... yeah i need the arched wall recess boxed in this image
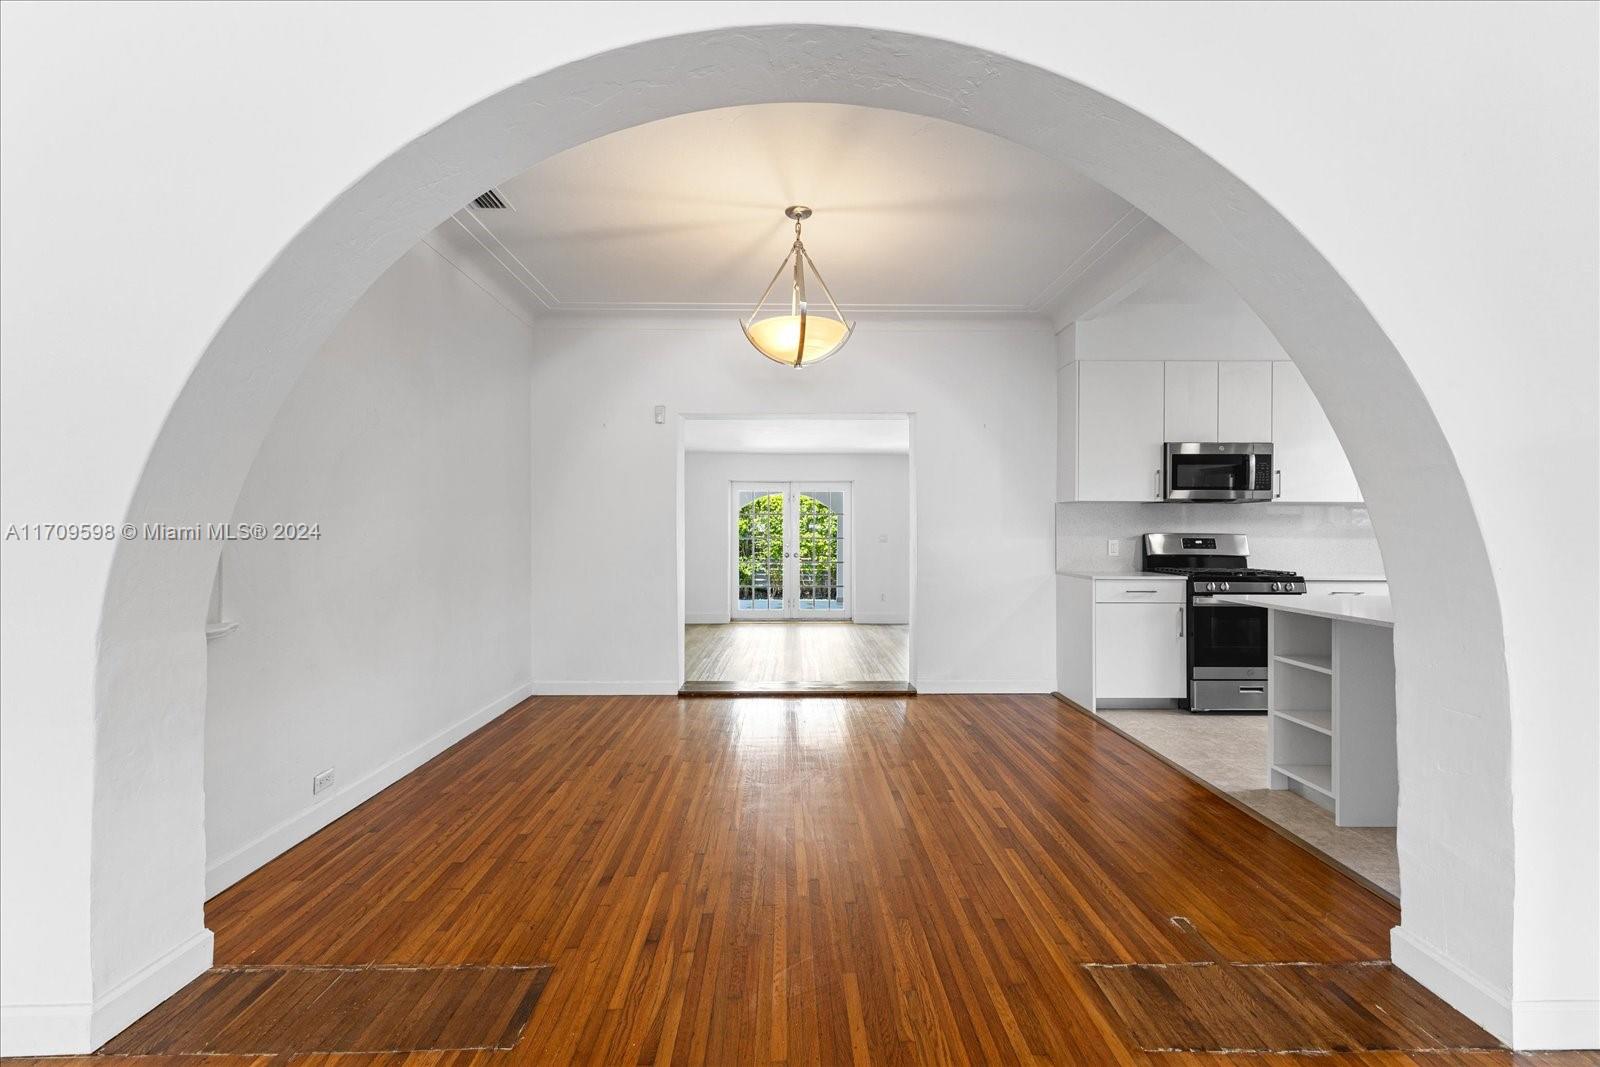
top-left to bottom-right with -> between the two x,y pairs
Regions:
1,10 -> 1590,1055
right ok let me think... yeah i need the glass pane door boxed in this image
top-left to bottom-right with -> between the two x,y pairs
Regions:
730,482 -> 850,619
794,484 -> 848,618
732,485 -> 786,618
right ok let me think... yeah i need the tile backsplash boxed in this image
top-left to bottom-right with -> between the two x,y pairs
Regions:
1056,502 -> 1384,578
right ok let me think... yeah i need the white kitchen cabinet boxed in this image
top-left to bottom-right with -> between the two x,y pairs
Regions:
1305,580 -> 1388,597
1075,361 -> 1165,501
1218,361 -> 1274,441
1095,602 -> 1188,700
1056,364 -> 1078,501
1271,362 -> 1362,502
1057,574 -> 1188,709
1163,362 -> 1219,442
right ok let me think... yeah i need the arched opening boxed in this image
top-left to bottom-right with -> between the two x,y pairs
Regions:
84,23 -> 1525,1050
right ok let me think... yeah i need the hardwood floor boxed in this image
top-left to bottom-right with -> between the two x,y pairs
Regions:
28,694 -> 1594,1065
684,621 -> 908,683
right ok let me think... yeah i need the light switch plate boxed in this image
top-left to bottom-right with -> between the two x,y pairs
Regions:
1107,539 -> 1120,556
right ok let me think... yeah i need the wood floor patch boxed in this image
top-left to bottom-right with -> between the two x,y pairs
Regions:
98,964 -> 551,1056
1085,960 -> 1501,1054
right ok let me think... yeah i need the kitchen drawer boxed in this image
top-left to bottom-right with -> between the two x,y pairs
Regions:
1095,579 -> 1185,604
1306,580 -> 1388,598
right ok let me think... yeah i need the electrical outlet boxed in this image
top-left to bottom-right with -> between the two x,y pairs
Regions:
1107,539 -> 1120,556
312,768 -> 335,796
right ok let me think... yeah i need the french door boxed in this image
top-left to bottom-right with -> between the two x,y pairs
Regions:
731,482 -> 850,620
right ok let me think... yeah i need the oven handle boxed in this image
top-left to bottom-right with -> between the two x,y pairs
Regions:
1190,596 -> 1257,608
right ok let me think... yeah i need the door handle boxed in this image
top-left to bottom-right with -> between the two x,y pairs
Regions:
1154,469 -> 1163,500
1274,469 -> 1283,499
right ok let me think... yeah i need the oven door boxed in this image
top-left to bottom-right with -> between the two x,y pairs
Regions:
1189,597 -> 1269,679
1164,443 -> 1272,501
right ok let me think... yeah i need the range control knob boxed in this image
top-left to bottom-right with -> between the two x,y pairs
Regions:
1204,581 -> 1215,591
1220,582 -> 1230,592
1271,582 -> 1281,592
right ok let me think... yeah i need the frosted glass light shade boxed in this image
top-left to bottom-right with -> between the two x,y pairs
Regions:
742,314 -> 851,368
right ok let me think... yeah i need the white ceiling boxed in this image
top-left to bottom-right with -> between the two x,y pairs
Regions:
682,417 -> 910,454
425,103 -> 1173,321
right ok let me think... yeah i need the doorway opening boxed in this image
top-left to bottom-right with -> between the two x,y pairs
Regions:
679,415 -> 913,695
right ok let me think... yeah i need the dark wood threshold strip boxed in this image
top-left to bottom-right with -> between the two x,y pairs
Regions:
1082,959 -> 1500,1054
1052,692 -> 1400,907
97,963 -> 552,1056
678,679 -> 916,697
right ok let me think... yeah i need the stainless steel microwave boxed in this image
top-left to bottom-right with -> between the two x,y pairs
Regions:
1164,442 -> 1274,501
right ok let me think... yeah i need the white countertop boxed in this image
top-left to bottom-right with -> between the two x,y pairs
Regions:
1211,591 -> 1394,628
1056,570 -> 1186,581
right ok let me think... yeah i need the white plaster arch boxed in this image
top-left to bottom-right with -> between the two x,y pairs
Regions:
92,22 -> 1517,1045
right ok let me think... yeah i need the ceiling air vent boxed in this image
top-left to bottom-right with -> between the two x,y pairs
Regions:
471,189 -> 510,210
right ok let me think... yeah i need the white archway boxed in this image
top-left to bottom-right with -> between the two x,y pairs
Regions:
89,23 -> 1521,1047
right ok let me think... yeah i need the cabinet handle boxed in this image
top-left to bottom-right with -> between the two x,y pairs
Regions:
1154,469 -> 1163,500
1329,590 -> 1364,596
1124,589 -> 1158,595
1274,468 -> 1283,499
1177,607 -> 1185,637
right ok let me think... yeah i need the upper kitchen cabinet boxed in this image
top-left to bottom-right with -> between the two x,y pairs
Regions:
1271,362 -> 1362,502
1163,362 -> 1219,441
1218,361 -> 1274,441
1070,361 -> 1165,501
1060,247 -> 1361,504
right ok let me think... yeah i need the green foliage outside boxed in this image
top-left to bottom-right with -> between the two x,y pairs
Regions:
737,493 -> 840,597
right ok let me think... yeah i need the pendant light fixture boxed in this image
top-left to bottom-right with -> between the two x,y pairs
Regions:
740,205 -> 854,368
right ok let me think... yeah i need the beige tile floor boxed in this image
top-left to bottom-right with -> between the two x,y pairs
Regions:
1099,707 -> 1399,897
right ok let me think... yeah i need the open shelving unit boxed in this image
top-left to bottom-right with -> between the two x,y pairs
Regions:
1267,609 -> 1397,826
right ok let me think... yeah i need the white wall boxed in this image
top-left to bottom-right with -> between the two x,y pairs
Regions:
1073,246 -> 1291,363
683,451 -> 911,625
203,242 -> 534,894
530,318 -> 1054,694
1,5 -> 1594,1053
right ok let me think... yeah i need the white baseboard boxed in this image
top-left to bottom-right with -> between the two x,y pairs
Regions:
528,680 -> 680,695
91,928 -> 213,1049
851,612 -> 910,625
205,682 -> 533,897
1391,925 -> 1511,1044
0,1001 -> 91,1057
1512,997 -> 1600,1051
0,928 -> 213,1056
913,679 -> 1055,694
685,611 -> 730,624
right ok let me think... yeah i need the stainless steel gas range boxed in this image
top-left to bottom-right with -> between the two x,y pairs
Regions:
1142,533 -> 1306,713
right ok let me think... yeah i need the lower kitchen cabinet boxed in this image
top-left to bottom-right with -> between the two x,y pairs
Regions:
1096,602 -> 1187,700
1057,575 -> 1187,710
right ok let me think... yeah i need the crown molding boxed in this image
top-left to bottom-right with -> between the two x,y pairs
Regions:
533,309 -> 1055,333
1049,221 -> 1183,331
437,202 -> 1178,329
